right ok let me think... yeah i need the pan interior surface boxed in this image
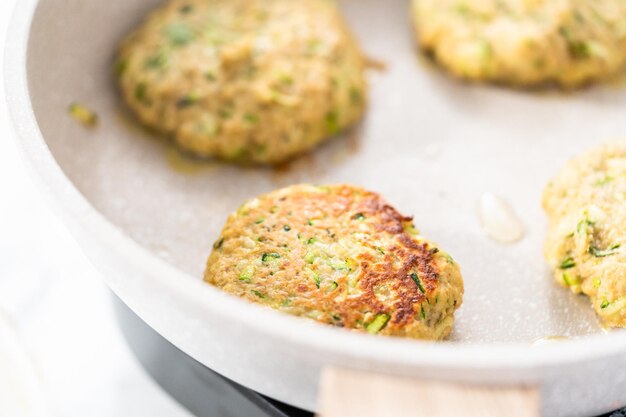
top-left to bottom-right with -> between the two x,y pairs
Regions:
26,0 -> 626,344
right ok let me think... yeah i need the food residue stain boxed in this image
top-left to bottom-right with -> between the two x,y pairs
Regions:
272,126 -> 362,183
270,151 -> 323,184
165,147 -> 218,175
414,50 -> 441,75
116,107 -> 217,175
479,193 -> 525,244
330,124 -> 362,163
365,56 -> 388,72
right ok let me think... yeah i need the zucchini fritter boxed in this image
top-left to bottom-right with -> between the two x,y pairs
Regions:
117,0 -> 366,164
544,142 -> 626,327
412,0 -> 626,88
205,184 -> 464,340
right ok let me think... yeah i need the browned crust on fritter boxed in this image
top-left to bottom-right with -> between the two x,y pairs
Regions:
342,197 -> 439,327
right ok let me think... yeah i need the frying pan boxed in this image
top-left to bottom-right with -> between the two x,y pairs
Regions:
6,0 -> 626,415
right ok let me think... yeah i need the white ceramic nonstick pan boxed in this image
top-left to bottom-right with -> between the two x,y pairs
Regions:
6,0 -> 626,415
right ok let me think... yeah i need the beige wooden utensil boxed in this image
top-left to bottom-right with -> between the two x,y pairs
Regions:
318,368 -> 539,417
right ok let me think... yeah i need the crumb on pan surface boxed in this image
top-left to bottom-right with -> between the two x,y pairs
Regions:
116,0 -> 366,164
204,184 -> 463,340
544,141 -> 626,327
411,0 -> 626,88
68,102 -> 98,127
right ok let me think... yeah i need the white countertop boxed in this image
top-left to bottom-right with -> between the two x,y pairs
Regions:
0,2 -> 191,416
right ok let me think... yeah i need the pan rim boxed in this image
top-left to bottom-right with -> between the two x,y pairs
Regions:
6,0 -> 626,377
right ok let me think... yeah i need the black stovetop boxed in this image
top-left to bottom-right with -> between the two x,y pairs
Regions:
112,295 -> 625,417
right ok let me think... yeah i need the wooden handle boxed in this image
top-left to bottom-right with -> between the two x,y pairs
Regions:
317,367 -> 540,417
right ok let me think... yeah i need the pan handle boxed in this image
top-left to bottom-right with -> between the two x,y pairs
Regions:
317,367 -> 540,417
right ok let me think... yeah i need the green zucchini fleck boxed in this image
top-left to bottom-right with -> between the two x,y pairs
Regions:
213,238 -> 224,249
601,300 -> 610,309
573,10 -> 585,23
325,110 -> 340,135
115,59 -> 128,78
366,314 -> 390,334
313,274 -> 321,289
303,252 -> 315,264
261,253 -> 281,263
577,218 -> 595,235
135,82 -> 149,104
562,272 -> 580,286
479,40 -> 492,61
177,92 -> 200,108
559,257 -> 576,270
306,38 -> 323,55
278,74 -> 294,85
454,3 -> 471,16
145,50 -> 168,70
283,225 -> 291,231
179,4 -> 193,14
352,213 -> 366,221
239,266 -> 255,283
594,175 -> 614,187
567,40 -> 591,59
403,224 -> 419,236
589,244 -> 620,258
420,304 -> 426,320
243,113 -> 259,124
559,27 -> 592,60
349,87 -> 362,106
330,259 -> 354,271
251,289 -> 266,299
165,23 -> 195,46
410,272 -> 426,294
218,107 -> 234,119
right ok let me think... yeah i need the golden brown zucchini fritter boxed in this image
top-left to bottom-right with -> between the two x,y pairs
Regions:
205,184 -> 463,340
